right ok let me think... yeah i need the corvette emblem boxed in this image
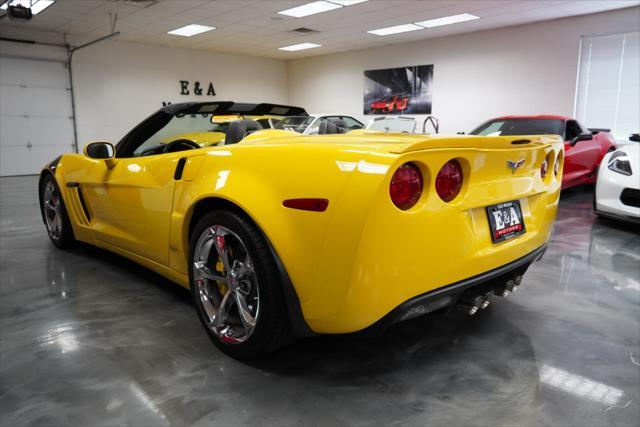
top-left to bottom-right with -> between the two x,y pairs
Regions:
507,159 -> 525,174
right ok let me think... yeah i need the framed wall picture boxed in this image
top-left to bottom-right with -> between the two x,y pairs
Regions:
364,64 -> 433,115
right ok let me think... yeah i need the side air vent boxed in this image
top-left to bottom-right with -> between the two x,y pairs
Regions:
511,139 -> 531,145
65,182 -> 92,225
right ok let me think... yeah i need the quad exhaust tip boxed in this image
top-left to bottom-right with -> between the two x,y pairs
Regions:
458,274 -> 524,315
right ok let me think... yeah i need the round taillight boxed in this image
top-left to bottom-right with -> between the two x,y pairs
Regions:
541,159 -> 548,179
389,162 -> 423,210
554,154 -> 562,176
435,159 -> 463,202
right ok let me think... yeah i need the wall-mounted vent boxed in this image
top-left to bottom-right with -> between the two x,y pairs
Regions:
290,27 -> 320,35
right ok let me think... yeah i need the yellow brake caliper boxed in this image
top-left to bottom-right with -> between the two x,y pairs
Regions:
215,258 -> 228,295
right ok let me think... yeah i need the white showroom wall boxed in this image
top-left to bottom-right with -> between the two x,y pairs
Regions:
287,7 -> 640,135
71,40 -> 288,145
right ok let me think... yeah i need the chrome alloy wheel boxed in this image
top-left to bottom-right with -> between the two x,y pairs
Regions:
43,181 -> 62,241
193,225 -> 260,344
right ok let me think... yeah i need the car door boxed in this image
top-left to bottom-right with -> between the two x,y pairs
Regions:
563,120 -> 601,184
80,152 -> 183,265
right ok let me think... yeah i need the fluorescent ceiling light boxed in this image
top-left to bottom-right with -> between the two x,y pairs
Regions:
328,0 -> 369,5
367,23 -> 423,36
415,13 -> 479,28
0,0 -> 54,14
278,42 -> 322,51
167,24 -> 215,37
278,1 -> 343,18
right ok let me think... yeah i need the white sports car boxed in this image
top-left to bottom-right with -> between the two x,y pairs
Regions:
594,133 -> 640,223
274,114 -> 363,134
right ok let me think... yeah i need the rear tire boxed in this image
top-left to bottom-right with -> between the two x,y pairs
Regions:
189,210 -> 293,359
40,175 -> 77,249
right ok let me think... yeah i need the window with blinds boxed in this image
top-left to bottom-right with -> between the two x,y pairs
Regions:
574,32 -> 640,143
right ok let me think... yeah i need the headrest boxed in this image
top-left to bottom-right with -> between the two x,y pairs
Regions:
224,120 -> 263,145
319,120 -> 340,135
327,118 -> 347,133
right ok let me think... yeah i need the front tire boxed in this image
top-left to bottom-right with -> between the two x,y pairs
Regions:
40,175 -> 77,249
189,210 -> 292,359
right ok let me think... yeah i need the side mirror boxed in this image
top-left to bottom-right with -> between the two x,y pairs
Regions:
630,133 -> 640,142
570,133 -> 593,146
83,142 -> 117,168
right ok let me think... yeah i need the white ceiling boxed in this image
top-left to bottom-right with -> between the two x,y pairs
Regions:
2,0 -> 639,59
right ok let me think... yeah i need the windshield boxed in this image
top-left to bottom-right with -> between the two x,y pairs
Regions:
275,116 -> 315,133
132,114 -> 226,156
366,117 -> 416,133
470,119 -> 564,136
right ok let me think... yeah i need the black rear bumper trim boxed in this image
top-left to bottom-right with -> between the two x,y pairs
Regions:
360,244 -> 547,335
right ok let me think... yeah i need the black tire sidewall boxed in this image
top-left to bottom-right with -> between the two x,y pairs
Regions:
188,210 -> 289,359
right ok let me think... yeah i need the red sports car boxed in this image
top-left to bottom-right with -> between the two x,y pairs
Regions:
370,95 -> 409,113
470,115 -> 616,189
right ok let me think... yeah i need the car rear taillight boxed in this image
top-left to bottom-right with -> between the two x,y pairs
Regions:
435,159 -> 463,202
541,159 -> 548,179
389,162 -> 423,210
554,153 -> 562,176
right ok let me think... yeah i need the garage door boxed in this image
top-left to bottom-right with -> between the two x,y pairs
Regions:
0,57 -> 75,176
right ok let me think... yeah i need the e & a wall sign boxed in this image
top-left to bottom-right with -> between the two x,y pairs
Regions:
179,80 -> 216,96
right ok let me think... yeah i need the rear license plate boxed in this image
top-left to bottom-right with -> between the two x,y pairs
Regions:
486,200 -> 526,243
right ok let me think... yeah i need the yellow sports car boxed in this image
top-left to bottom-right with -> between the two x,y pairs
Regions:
39,102 -> 564,359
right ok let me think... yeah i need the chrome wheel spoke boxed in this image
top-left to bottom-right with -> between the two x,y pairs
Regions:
193,261 -> 226,281
214,291 -> 233,326
234,291 -> 256,331
211,226 -> 231,271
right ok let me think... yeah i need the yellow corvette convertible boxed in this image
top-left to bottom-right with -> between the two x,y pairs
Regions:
39,102 -> 564,359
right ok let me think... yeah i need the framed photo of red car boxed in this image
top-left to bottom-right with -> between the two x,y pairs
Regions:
364,64 -> 433,115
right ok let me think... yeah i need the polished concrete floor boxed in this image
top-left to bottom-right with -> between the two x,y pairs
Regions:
1,176 -> 639,427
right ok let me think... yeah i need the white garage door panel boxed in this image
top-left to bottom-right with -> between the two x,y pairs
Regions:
0,57 -> 74,176
0,144 -> 70,176
0,58 -> 69,88
0,86 -> 72,117
1,116 -> 74,147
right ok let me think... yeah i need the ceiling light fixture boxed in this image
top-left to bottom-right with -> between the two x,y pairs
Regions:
277,0 -> 368,18
278,1 -> 342,18
328,0 -> 369,5
0,0 -> 55,15
167,24 -> 215,37
367,23 -> 423,36
414,13 -> 479,28
278,42 -> 322,51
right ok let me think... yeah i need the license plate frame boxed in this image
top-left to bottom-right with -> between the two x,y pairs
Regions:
486,200 -> 526,243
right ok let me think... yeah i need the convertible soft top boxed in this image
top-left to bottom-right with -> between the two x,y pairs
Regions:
161,101 -> 308,117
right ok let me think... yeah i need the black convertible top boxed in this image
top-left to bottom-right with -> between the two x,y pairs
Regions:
161,102 -> 308,117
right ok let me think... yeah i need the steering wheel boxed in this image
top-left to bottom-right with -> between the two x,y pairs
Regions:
162,139 -> 200,154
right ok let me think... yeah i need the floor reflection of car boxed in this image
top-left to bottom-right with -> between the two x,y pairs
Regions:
275,115 -> 364,135
469,115 -> 617,189
588,219 -> 640,294
594,133 -> 640,223
370,96 -> 409,113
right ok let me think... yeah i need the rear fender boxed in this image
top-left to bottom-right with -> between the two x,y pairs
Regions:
170,144 -> 370,307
